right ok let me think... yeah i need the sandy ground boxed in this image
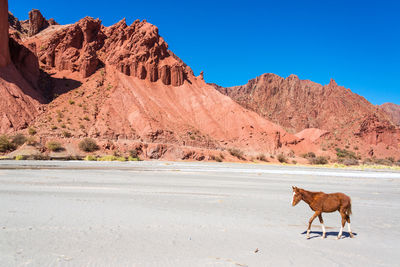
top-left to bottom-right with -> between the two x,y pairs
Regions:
0,161 -> 399,266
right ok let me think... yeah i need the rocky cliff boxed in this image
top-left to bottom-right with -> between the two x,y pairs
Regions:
215,73 -> 400,158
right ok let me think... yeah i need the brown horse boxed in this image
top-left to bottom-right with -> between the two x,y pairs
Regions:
291,186 -> 354,239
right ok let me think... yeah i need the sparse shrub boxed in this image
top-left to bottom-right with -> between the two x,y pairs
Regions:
33,154 -> 50,160
128,156 -> 141,161
26,137 -> 37,146
56,110 -> 63,118
309,156 -> 329,165
387,157 -> 395,163
79,124 -> 85,129
373,158 -> 393,166
302,152 -> 316,158
211,155 -> 223,162
51,125 -> 58,130
46,141 -> 64,152
354,146 -> 359,150
292,160 -> 297,164
28,127 -> 37,136
12,134 -> 27,146
98,155 -> 126,161
256,154 -> 268,162
15,155 -> 27,160
129,149 -> 139,158
83,116 -> 90,121
69,100 -> 75,105
61,124 -> 66,128
0,135 -> 16,152
341,158 -> 359,166
84,155 -> 97,161
277,154 -> 287,163
336,148 -> 357,160
79,138 -> 99,152
228,148 -> 245,160
62,131 -> 72,138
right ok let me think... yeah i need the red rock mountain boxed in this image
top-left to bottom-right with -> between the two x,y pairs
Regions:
214,73 -> 400,158
1,4 -> 316,160
380,103 -> 400,126
1,1 -> 398,160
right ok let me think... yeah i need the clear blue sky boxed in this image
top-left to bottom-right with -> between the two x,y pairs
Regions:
10,0 -> 400,105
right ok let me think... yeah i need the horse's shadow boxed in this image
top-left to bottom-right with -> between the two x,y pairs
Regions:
301,230 -> 358,239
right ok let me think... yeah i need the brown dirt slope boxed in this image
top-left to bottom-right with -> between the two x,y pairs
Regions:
380,103 -> 400,126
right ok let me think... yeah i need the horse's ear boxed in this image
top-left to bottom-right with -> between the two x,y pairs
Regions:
292,186 -> 296,190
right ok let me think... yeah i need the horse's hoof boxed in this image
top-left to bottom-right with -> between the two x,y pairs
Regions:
350,233 -> 354,238
336,236 -> 341,240
322,235 -> 326,239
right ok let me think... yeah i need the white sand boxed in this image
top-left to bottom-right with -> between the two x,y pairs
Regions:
0,161 -> 399,266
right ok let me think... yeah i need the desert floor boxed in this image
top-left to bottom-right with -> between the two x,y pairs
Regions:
0,161 -> 399,266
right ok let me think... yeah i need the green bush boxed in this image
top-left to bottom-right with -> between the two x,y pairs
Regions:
84,155 -> 98,161
98,155 -> 126,161
15,155 -> 27,160
12,134 -> 27,146
128,156 -> 141,161
335,148 -> 357,159
0,135 -> 16,152
79,138 -> 99,152
46,141 -> 64,152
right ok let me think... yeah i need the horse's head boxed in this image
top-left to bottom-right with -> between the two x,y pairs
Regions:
292,186 -> 302,206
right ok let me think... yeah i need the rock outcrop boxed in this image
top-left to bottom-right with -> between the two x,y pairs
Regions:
36,17 -> 190,84
380,103 -> 400,126
28,9 -> 49,36
37,17 -> 105,78
0,0 -> 11,67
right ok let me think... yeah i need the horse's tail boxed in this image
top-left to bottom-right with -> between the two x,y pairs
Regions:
347,199 -> 352,216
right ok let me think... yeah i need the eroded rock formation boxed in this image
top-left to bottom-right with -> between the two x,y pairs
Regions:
36,17 -> 190,84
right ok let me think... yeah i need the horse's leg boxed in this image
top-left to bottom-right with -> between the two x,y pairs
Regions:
346,215 -> 354,238
337,211 -> 346,239
318,214 -> 326,239
306,212 -> 319,239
